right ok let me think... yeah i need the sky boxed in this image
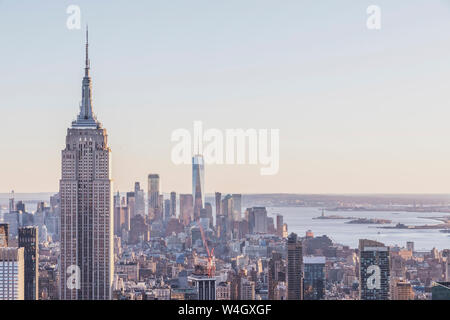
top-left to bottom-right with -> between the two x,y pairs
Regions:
1,0 -> 450,194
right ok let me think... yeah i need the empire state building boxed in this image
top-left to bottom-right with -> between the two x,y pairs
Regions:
59,29 -> 113,300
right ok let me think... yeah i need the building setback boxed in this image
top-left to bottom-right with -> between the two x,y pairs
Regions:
59,28 -> 113,300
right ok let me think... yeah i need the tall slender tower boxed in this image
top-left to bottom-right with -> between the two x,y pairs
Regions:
18,227 -> 38,300
192,155 -> 205,221
148,174 -> 161,221
59,28 -> 113,300
287,232 -> 303,300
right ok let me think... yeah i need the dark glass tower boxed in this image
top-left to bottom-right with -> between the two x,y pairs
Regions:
18,226 -> 38,300
287,232 -> 303,300
359,239 -> 390,300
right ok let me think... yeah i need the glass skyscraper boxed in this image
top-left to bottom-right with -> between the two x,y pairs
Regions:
192,155 -> 205,221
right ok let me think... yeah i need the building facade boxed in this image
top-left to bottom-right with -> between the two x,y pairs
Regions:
359,239 -> 390,300
59,29 -> 114,300
0,247 -> 24,300
18,227 -> 38,300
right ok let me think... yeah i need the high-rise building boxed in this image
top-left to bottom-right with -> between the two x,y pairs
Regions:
303,256 -> 325,300
287,233 -> 303,300
134,182 -> 145,216
170,192 -> 177,218
59,29 -> 113,300
180,194 -> 194,226
276,215 -> 283,237
359,239 -> 390,300
231,194 -> 242,222
8,191 -> 15,213
164,199 -> 171,221
253,207 -> 268,234
148,174 -> 161,221
192,155 -> 205,221
0,247 -> 24,300
126,192 -> 136,218
0,224 -> 8,248
406,241 -> 414,252
215,192 -> 221,218
18,227 -> 38,300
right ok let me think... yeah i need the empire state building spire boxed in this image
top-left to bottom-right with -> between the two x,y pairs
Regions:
72,26 -> 100,128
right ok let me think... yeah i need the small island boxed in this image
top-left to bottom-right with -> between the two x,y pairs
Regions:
346,218 -> 392,225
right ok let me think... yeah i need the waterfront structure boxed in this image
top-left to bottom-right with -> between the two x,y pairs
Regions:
192,155 -> 205,221
359,239 -> 390,300
0,247 -> 24,300
59,29 -> 114,300
287,233 -> 303,300
18,227 -> 38,300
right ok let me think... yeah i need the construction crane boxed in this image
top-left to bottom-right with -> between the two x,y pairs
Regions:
197,221 -> 215,277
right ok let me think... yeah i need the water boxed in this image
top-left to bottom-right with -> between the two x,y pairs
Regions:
267,207 -> 450,251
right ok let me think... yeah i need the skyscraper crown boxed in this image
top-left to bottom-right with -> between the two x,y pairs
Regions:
72,26 -> 101,129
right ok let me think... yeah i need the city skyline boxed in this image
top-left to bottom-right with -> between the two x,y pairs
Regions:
3,1 -> 450,193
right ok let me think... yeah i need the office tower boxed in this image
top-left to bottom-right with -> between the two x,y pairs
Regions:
18,227 -> 38,300
164,199 -> 171,221
170,192 -> 177,218
253,207 -> 268,234
126,192 -> 136,218
268,252 -> 284,300
276,215 -> 283,237
192,155 -> 205,221
0,224 -> 8,248
188,274 -> 216,300
215,192 -> 221,218
231,194 -> 242,221
303,256 -> 325,300
359,239 -> 390,300
179,194 -> 193,226
148,174 -> 161,221
287,233 -> 303,300
431,282 -> 450,300
204,203 -> 213,228
59,29 -> 113,300
0,247 -> 24,300
9,191 -> 15,213
240,279 -> 255,300
221,195 -> 233,238
134,182 -> 145,216
222,195 -> 233,221
113,200 -> 129,237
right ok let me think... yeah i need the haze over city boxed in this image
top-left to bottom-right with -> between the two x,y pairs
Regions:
2,1 -> 450,194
